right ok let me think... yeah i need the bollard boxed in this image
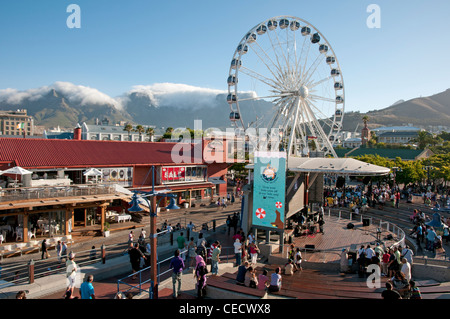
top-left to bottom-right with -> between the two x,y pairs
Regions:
213,220 -> 216,232
101,244 -> 106,264
28,259 -> 35,284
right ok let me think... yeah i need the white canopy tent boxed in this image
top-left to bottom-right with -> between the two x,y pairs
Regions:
246,156 -> 391,176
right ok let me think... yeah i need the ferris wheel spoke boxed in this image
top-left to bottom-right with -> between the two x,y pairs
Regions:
272,29 -> 292,74
309,76 -> 333,89
309,94 -> 336,103
302,53 -> 326,86
247,41 -> 285,84
238,92 -> 290,102
300,34 -> 312,80
239,66 -> 281,91
267,96 -> 293,130
265,29 -> 289,82
305,99 -> 335,125
304,100 -> 336,153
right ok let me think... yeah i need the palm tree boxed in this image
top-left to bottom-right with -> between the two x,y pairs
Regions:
135,125 -> 145,140
146,127 -> 155,142
123,123 -> 133,141
362,115 -> 369,126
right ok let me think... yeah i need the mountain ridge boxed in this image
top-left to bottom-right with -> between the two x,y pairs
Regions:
0,82 -> 448,132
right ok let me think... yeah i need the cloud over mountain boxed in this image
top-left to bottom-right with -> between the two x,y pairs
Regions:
0,82 -> 120,108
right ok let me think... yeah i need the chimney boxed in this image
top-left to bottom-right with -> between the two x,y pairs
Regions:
74,124 -> 82,140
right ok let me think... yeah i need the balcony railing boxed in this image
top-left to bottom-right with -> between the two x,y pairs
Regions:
0,183 -> 119,203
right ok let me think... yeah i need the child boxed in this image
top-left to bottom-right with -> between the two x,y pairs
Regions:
409,280 -> 422,299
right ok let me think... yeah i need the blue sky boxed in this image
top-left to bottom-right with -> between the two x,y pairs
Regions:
0,0 -> 449,113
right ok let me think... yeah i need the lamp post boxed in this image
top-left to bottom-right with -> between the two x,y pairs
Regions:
128,165 -> 179,299
423,165 -> 434,190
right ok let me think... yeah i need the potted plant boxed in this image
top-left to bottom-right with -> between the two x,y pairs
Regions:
103,222 -> 110,237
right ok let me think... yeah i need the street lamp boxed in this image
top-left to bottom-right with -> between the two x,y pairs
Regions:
128,165 -> 179,299
390,166 -> 401,191
422,165 -> 434,190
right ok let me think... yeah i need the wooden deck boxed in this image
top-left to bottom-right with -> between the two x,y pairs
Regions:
207,266 -> 450,299
275,216 -> 399,264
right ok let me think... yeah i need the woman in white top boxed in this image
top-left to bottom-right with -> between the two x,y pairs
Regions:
268,267 -> 282,293
294,248 -> 303,271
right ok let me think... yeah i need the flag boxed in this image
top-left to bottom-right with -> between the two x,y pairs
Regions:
16,122 -> 25,129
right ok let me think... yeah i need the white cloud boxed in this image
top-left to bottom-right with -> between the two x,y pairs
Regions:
127,83 -> 227,110
0,82 -> 258,111
0,82 -> 120,108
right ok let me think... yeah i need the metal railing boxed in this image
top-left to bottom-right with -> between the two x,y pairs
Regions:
0,183 -> 118,202
328,208 -> 406,248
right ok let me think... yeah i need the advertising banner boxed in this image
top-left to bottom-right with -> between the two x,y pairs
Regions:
252,151 -> 286,230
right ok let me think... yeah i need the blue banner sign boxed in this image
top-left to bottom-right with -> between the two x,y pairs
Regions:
252,151 -> 286,230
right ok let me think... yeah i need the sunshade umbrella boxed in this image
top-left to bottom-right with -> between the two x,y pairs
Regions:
83,168 -> 102,183
1,166 -> 33,190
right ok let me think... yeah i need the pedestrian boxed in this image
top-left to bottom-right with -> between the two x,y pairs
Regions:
245,266 -> 258,288
401,245 -> 414,265
387,248 -> 399,278
194,255 -> 207,299
381,281 -> 401,299
177,232 -> 187,260
236,261 -> 249,286
401,258 -> 412,282
56,240 -> 62,263
234,238 -> 242,266
187,237 -> 197,269
140,228 -> 146,239
249,241 -> 259,265
65,252 -> 78,298
268,267 -> 282,293
318,217 -> 325,234
226,215 -> 232,235
129,243 -> 146,279
294,248 -> 303,271
211,242 -> 221,276
232,213 -> 239,235
169,249 -> 185,299
426,227 -> 437,251
257,269 -> 269,290
80,274 -> 95,299
15,291 -> 27,299
247,232 -> 255,244
41,239 -> 49,259
128,231 -> 134,245
415,223 -> 423,251
409,280 -> 422,299
381,249 -> 390,276
61,241 -> 68,262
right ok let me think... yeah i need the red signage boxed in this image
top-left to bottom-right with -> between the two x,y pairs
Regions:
161,166 -> 185,181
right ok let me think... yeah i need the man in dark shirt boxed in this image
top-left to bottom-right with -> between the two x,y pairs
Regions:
381,282 -> 402,299
236,261 -> 249,286
169,249 -> 185,298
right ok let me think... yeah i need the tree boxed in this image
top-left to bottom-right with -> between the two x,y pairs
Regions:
135,125 -> 145,139
413,131 -> 434,149
123,123 -> 133,141
145,127 -> 155,141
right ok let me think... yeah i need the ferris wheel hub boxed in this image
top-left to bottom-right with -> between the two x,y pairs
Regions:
298,86 -> 309,99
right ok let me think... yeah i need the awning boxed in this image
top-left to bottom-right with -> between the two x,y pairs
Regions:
208,177 -> 226,184
246,156 -> 390,176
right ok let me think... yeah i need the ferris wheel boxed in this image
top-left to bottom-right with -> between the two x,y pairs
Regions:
227,15 -> 344,158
